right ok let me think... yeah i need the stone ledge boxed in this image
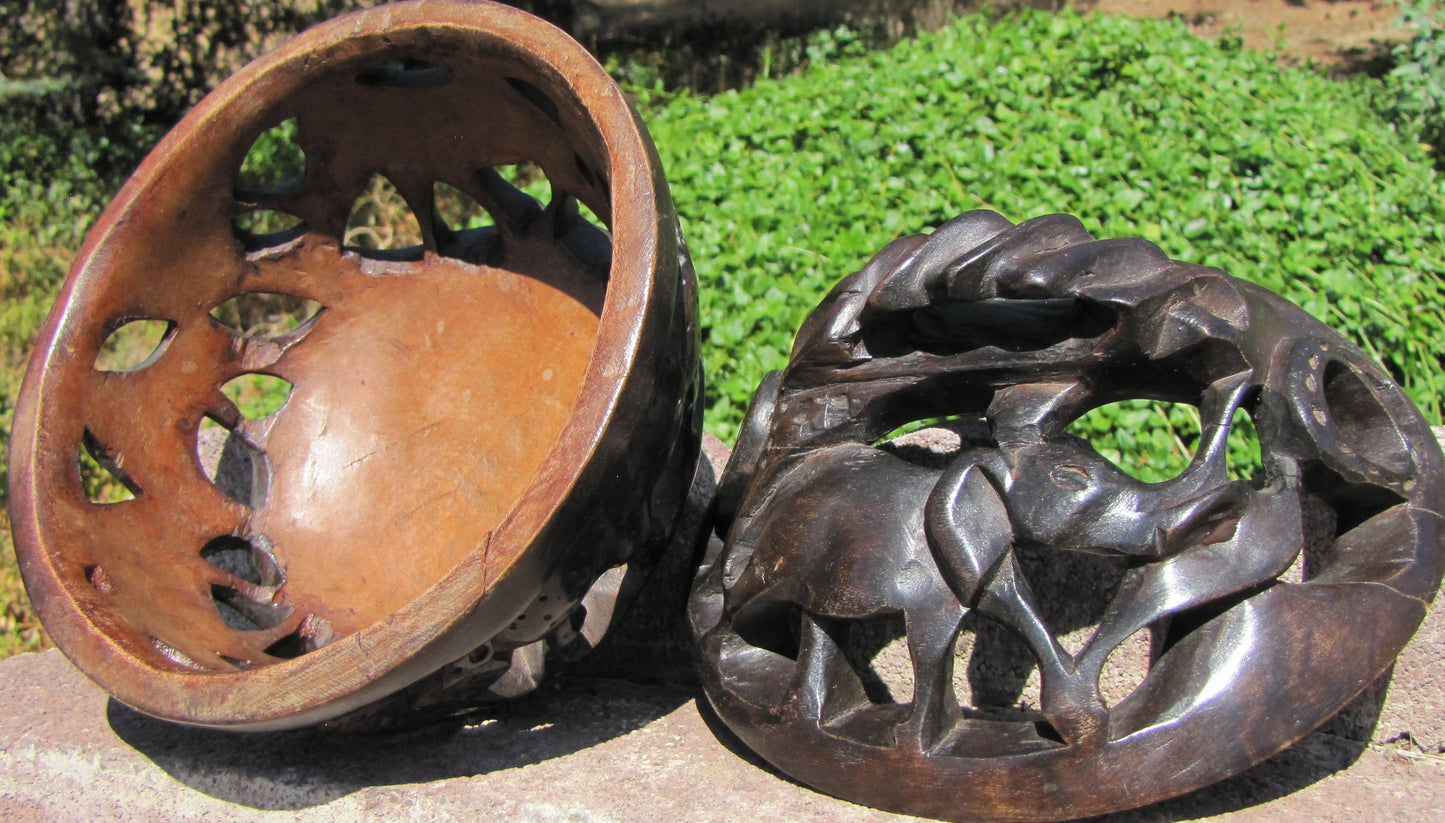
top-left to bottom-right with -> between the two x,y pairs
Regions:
2,647 -> 1443,821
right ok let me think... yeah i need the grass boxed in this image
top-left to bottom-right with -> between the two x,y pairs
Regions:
2,8 -> 1444,658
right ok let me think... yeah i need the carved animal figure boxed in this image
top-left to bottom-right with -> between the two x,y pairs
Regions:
724,445 -> 979,751
927,371 -> 1303,745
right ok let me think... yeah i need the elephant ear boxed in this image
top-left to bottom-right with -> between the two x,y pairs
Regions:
926,461 -> 1015,605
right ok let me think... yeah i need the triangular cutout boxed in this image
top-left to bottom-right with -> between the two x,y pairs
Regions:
236,118 -> 305,195
79,429 -> 140,503
344,174 -> 423,254
434,181 -> 493,232
221,374 -> 293,420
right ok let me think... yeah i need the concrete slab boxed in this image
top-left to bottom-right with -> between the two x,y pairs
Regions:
1,647 -> 1443,822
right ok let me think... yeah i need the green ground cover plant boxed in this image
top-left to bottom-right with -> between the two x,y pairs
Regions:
641,11 -> 1445,452
2,8 -> 1444,655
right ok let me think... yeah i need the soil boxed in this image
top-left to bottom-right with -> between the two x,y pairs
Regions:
1085,0 -> 1413,69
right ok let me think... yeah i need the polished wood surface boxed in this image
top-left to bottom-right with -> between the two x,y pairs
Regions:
11,0 -> 700,730
693,210 -> 1444,821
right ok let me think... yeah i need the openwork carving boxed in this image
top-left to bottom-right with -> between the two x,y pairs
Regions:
692,210 -> 1444,821
12,1 -> 700,730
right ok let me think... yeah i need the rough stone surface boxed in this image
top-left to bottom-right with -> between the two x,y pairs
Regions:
2,648 -> 1443,821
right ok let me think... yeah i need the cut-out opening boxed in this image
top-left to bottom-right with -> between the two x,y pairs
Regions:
433,181 -> 502,265
356,58 -> 452,88
218,655 -> 254,670
575,196 -> 609,233
94,318 -> 173,372
85,564 -> 114,594
210,292 -> 322,339
841,616 -> 912,705
1097,628 -> 1151,708
79,429 -> 140,503
434,181 -> 494,232
475,164 -> 549,232
211,584 -> 292,631
505,76 -> 562,126
201,534 -> 283,588
344,174 -> 424,255
264,614 -> 334,659
151,636 -> 203,670
1066,399 -> 1202,483
236,118 -> 305,194
553,189 -> 614,274
577,563 -> 631,648
874,414 -> 985,447
1278,546 -> 1307,584
196,416 -> 270,507
233,209 -> 305,239
732,601 -> 803,662
1225,408 -> 1264,482
1321,359 -> 1409,475
910,298 -> 1115,356
221,374 -> 293,420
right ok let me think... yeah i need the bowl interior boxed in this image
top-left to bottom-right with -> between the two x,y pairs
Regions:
21,12 -> 636,680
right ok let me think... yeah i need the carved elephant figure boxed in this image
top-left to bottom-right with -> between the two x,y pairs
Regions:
926,370 -> 1304,745
724,442 -> 970,751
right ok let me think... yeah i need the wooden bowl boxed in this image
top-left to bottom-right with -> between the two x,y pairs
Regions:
9,0 -> 700,730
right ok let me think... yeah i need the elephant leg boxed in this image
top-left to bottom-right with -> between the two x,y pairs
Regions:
897,604 -> 966,752
784,614 -> 871,726
976,554 -> 1107,747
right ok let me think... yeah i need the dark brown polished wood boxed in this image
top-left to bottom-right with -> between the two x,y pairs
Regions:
10,0 -> 701,731
692,210 -> 1444,821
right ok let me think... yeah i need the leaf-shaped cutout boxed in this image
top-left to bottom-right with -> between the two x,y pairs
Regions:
234,209 -> 304,236
554,190 -> 613,275
434,181 -> 494,232
476,164 -> 548,232
1065,400 -> 1201,483
505,76 -> 562,126
264,614 -> 334,659
236,117 -> 305,194
1097,628 -> 1151,708
344,174 -> 423,254
1225,408 -> 1263,482
200,534 -> 283,587
94,318 -> 173,372
79,429 -> 139,503
210,292 -> 322,339
356,58 -> 451,88
151,636 -> 204,670
197,416 -> 271,507
211,584 -> 292,631
435,181 -> 502,266
573,151 -> 600,189
222,374 -> 293,419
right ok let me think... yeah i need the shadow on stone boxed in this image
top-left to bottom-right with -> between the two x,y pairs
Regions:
108,677 -> 693,811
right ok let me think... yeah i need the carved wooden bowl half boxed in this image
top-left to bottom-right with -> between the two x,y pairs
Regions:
9,0 -> 700,730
